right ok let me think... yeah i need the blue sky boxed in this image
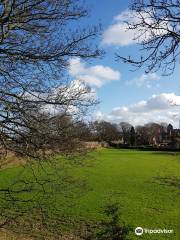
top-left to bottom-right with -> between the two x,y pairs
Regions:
69,0 -> 180,127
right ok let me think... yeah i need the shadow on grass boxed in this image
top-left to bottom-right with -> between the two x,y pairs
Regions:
0,158 -> 91,239
153,176 -> 180,190
82,203 -> 132,240
0,154 -> 132,240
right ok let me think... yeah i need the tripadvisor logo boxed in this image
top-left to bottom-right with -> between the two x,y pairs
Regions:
135,227 -> 174,236
135,227 -> 143,236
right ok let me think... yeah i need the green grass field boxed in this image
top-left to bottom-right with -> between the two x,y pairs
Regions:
0,149 -> 179,239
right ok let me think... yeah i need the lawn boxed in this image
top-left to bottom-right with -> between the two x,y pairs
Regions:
0,149 -> 179,239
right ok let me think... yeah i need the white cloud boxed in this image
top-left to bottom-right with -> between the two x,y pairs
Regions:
102,10 -> 138,46
102,22 -> 135,46
36,79 -> 97,115
69,58 -> 85,76
126,73 -> 160,88
69,57 -> 121,87
102,9 -> 169,46
96,93 -> 180,127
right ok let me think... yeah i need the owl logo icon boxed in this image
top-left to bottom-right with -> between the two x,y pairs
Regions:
135,227 -> 143,236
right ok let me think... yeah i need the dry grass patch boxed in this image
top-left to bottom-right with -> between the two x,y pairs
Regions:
0,152 -> 26,170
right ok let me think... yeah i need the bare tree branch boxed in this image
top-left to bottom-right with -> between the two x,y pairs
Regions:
117,0 -> 180,75
0,0 -> 101,158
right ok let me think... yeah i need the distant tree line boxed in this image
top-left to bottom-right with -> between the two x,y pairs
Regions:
81,120 -> 180,149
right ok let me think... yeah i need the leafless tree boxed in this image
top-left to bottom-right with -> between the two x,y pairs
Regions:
136,123 -> 162,145
117,0 -> 180,75
0,0 -> 101,158
91,121 -> 121,144
119,122 -> 132,144
0,2 -> 102,238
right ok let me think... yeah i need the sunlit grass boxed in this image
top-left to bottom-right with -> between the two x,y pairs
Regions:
0,149 -> 179,239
